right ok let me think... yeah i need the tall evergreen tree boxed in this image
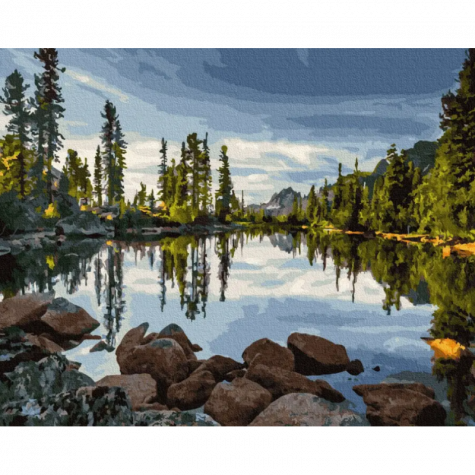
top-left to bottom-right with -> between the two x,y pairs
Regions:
158,138 -> 168,204
215,145 -> 233,220
93,145 -> 102,206
112,118 -> 127,204
422,49 -> 475,237
0,70 -> 31,198
199,132 -> 213,214
306,185 -> 317,222
32,48 -> 66,203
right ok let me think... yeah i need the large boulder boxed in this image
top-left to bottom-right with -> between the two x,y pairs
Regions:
167,370 -> 216,410
204,377 -> 272,426
249,393 -> 365,426
40,298 -> 100,338
192,355 -> 245,382
142,323 -> 202,361
55,212 -> 108,237
353,383 -> 447,426
242,338 -> 295,371
116,323 -> 149,369
287,333 -> 350,375
96,374 -> 157,411
245,363 -> 344,403
0,293 -> 54,331
119,338 -> 189,397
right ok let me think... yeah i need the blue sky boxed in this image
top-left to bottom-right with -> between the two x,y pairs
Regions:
0,48 -> 466,203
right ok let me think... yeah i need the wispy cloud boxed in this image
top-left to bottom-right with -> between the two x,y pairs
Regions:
65,69 -> 129,103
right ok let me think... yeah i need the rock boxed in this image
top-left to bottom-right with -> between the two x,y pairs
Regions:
287,333 -> 350,375
353,383 -> 447,426
0,293 -> 54,331
0,328 -> 54,374
90,340 -> 115,353
346,359 -> 364,376
40,298 -> 100,338
142,323 -> 201,361
134,410 -> 220,426
167,370 -> 216,410
373,366 -> 381,372
188,359 -> 206,373
24,334 -> 63,354
242,338 -> 295,371
249,393 -> 365,426
56,213 -> 108,237
136,402 -> 168,412
192,355 -> 245,382
224,369 -> 247,382
116,323 -> 149,369
120,338 -> 189,397
245,364 -> 344,403
204,377 -> 272,426
96,374 -> 157,410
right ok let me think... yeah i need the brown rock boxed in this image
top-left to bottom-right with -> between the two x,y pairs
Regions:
204,377 -> 272,426
243,338 -> 294,371
24,334 -> 63,354
224,369 -> 247,382
120,338 -> 189,396
96,374 -> 157,410
0,293 -> 54,331
116,323 -> 149,369
167,370 -> 217,410
188,359 -> 206,373
245,363 -> 344,403
249,393 -> 365,426
40,298 -> 100,338
287,333 -> 350,375
142,323 -> 202,361
353,383 -> 446,426
346,359 -> 364,376
192,355 -> 245,382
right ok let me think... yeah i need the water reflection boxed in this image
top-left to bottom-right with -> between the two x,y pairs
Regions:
1,229 -> 475,423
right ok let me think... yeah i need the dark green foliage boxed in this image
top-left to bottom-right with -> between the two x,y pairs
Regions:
0,70 -> 31,198
32,48 -> 66,203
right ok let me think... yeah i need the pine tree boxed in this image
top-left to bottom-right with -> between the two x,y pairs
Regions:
112,118 -> 127,204
423,49 -> 475,237
0,70 -> 31,198
187,133 -> 202,216
158,138 -> 168,204
378,145 -> 413,233
93,145 -> 102,206
216,145 -> 233,220
137,182 -> 147,206
200,132 -> 213,215
148,189 -> 155,212
306,185 -> 317,222
101,100 -> 116,204
32,48 -> 66,203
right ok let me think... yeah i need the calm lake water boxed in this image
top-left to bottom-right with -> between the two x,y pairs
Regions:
1,229 -> 474,421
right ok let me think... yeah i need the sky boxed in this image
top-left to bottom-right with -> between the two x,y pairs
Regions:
0,48 -> 467,204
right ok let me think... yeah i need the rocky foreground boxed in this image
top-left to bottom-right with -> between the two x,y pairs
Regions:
0,294 -> 447,426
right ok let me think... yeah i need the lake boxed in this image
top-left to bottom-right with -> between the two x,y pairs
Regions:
1,229 -> 474,422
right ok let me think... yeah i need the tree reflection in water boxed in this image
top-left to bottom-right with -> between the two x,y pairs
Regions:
1,229 -> 475,423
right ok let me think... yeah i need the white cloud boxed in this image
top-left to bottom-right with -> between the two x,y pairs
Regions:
65,69 -> 129,103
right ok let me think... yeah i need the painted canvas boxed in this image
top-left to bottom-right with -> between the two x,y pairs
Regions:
1,48 -> 475,427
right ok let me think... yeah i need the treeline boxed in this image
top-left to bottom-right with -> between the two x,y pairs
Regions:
0,48 -> 130,230
0,48 -> 243,234
134,136 -> 242,224
297,49 -> 475,240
